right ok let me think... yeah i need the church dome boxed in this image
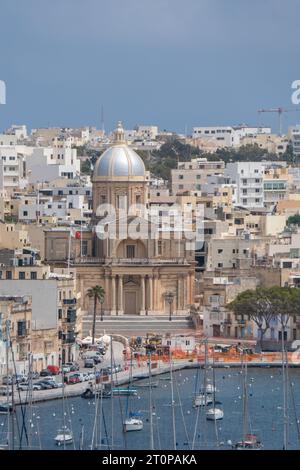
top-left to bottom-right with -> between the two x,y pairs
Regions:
93,122 -> 146,179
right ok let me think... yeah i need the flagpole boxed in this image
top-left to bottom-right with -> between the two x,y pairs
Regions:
67,228 -> 71,275
80,222 -> 83,258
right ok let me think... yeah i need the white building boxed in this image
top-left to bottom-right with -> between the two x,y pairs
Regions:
192,125 -> 271,149
26,140 -> 80,183
224,162 -> 265,208
0,145 -> 27,194
137,125 -> 158,140
192,126 -> 238,147
288,125 -> 300,156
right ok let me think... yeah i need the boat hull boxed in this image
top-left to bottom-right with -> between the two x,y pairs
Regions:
206,408 -> 224,420
123,419 -> 143,432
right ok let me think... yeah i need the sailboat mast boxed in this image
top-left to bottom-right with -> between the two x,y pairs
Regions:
148,351 -> 154,450
110,335 -> 114,449
169,350 -> 177,450
5,320 -> 10,450
281,323 -> 288,450
242,350 -> 248,448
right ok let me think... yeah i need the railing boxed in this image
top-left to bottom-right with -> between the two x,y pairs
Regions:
63,298 -> 77,305
73,257 -> 189,265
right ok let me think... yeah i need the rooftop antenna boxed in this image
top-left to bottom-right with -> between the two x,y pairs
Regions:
101,104 -> 105,134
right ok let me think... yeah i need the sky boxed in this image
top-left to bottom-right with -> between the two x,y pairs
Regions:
0,0 -> 300,134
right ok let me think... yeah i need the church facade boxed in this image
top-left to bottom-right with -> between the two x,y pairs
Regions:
45,123 -> 195,317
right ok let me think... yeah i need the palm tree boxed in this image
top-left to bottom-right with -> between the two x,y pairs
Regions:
87,285 -> 105,344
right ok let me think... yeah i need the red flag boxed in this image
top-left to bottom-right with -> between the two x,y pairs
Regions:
70,227 -> 81,239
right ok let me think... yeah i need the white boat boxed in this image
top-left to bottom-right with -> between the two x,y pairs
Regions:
123,418 -> 143,432
206,383 -> 216,394
54,428 -> 73,446
206,407 -> 224,421
233,434 -> 262,450
193,394 -> 213,407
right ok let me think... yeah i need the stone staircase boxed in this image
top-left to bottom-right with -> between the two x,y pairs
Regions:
82,314 -> 195,336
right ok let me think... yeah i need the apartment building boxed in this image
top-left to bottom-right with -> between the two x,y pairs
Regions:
224,162 -> 265,208
288,125 -> 300,156
0,249 -> 81,364
171,158 -> 224,195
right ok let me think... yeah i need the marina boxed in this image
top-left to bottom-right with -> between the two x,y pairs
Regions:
1,367 -> 300,450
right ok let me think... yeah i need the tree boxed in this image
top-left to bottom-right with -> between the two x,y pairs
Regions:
86,285 -> 105,344
227,286 -> 300,349
227,288 -> 274,349
287,214 -> 300,226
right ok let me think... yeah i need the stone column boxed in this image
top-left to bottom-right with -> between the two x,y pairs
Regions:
105,274 -> 110,313
118,275 -> 124,315
140,275 -> 146,315
111,275 -> 117,315
148,275 -> 153,314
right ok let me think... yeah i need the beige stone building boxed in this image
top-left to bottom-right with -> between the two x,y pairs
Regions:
45,123 -> 196,318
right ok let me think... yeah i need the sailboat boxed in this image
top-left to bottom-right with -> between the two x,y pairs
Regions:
123,350 -> 143,432
232,350 -> 262,450
54,370 -> 74,447
206,348 -> 224,421
193,350 -> 213,407
123,413 -> 144,432
54,426 -> 73,446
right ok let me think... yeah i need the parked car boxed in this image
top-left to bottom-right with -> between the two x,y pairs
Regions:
35,381 -> 53,390
84,359 -> 95,369
64,362 -> 80,372
17,383 -> 30,391
2,376 -> 13,385
61,365 -> 71,373
66,375 -> 81,384
0,385 -> 12,396
47,365 -> 60,375
40,369 -> 53,377
42,380 -> 58,388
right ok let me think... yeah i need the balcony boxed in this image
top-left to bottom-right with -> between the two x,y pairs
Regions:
62,332 -> 76,344
63,298 -> 77,305
62,309 -> 77,324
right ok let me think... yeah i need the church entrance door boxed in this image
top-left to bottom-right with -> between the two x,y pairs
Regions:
125,291 -> 137,315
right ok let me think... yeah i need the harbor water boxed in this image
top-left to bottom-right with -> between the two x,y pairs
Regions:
1,367 -> 300,450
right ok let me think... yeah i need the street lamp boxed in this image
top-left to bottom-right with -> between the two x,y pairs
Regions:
165,291 -> 175,322
100,296 -> 105,322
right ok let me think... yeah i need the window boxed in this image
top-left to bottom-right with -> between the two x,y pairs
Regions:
6,271 -> 12,280
58,309 -> 62,319
30,271 -> 37,280
19,272 -> 25,280
218,249 -> 223,254
126,245 -> 135,258
23,211 -> 28,217
157,240 -> 162,255
255,198 -> 260,203
179,175 -> 183,180
17,321 -> 26,337
217,263 -> 223,268
81,240 -> 88,256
